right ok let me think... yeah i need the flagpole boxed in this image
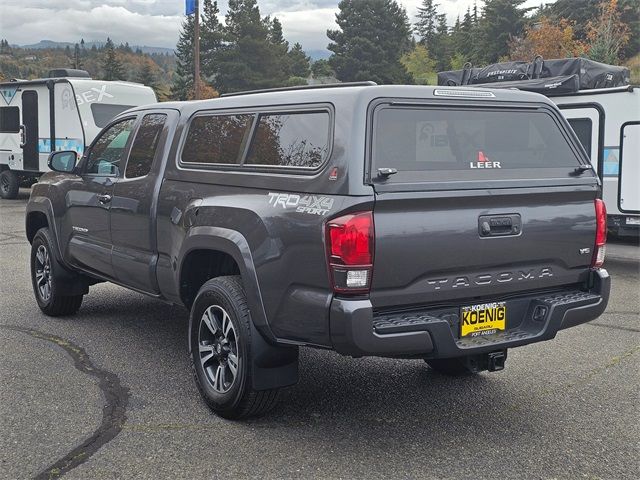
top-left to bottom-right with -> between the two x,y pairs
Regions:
194,0 -> 201,100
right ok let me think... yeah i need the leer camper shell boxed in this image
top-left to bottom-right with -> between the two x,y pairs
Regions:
0,70 -> 156,199
439,57 -> 639,236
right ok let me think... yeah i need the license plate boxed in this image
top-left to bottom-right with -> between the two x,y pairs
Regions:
626,216 -> 640,225
460,302 -> 506,338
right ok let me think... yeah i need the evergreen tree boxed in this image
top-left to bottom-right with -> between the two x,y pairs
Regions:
431,14 -> 451,71
415,0 -> 438,49
171,15 -> 195,100
311,59 -> 335,78
476,0 -> 529,63
137,59 -> 157,88
102,37 -> 124,80
73,43 -> 82,69
288,42 -> 311,78
327,0 -> 413,84
201,0 -> 224,80
215,0 -> 288,93
268,17 -> 291,76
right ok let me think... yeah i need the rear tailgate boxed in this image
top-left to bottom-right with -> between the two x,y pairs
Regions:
369,100 -> 599,310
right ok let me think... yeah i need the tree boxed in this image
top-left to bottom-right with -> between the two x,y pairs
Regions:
201,0 -> 224,79
476,0 -> 529,63
327,0 -> 413,84
415,0 -> 438,49
587,0 -> 630,64
400,44 -> 437,84
172,15 -> 195,100
509,17 -> 587,60
311,59 -> 335,78
136,58 -> 158,88
431,13 -> 451,71
215,0 -> 289,93
102,37 -> 124,80
288,42 -> 311,78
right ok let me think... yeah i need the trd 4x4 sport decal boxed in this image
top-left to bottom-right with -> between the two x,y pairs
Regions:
267,192 -> 334,216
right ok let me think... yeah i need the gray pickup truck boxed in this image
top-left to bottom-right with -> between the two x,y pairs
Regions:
25,83 -> 610,418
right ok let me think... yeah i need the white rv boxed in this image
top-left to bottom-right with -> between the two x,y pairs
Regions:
554,86 -> 639,237
0,69 -> 157,199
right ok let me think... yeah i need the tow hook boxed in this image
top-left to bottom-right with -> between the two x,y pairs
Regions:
488,350 -> 507,372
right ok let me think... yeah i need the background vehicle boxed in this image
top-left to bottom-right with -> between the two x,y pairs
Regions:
25,84 -> 610,418
0,68 -> 156,199
439,57 -> 639,236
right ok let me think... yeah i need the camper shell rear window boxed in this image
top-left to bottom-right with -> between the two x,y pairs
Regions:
0,107 -> 20,133
371,104 -> 584,184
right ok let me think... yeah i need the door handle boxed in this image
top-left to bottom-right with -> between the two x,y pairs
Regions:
478,214 -> 521,237
97,194 -> 112,204
19,124 -> 26,148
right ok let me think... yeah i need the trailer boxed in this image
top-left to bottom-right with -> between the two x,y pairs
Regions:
553,86 -> 639,237
0,69 -> 156,199
438,57 -> 639,236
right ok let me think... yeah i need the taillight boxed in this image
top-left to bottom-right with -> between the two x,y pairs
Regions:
592,199 -> 607,268
326,211 -> 374,294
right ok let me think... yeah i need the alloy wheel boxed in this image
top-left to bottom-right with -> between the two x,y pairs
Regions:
34,244 -> 52,301
198,305 -> 239,393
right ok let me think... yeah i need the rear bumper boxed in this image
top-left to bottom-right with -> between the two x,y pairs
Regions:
329,269 -> 610,358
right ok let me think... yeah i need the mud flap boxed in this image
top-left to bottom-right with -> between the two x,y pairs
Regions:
249,321 -> 299,391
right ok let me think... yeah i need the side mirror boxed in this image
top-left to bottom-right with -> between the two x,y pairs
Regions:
48,150 -> 78,173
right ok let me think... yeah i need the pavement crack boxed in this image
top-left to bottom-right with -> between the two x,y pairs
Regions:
0,325 -> 129,480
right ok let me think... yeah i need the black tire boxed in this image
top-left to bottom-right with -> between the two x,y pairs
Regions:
0,170 -> 19,199
425,357 -> 477,376
30,228 -> 83,316
190,276 -> 280,419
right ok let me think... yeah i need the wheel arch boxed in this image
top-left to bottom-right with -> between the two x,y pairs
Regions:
178,226 -> 275,343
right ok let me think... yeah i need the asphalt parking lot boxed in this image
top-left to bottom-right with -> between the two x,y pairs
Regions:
1,190 -> 638,480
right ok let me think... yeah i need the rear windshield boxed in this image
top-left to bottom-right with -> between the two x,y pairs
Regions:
372,106 -> 582,183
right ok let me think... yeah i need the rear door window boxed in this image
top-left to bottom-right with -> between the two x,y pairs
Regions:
245,111 -> 330,168
181,114 -> 253,165
567,118 -> 592,158
372,106 -> 582,183
125,113 -> 167,178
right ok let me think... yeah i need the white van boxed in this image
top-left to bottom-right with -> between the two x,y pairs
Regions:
0,69 -> 157,198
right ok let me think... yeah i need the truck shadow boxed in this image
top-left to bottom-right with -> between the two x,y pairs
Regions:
74,286 -> 553,451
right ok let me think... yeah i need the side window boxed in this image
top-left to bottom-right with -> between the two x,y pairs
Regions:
125,113 -> 167,178
567,118 -> 593,158
85,118 -> 136,176
0,107 -> 20,133
181,114 -> 253,165
245,111 -> 330,168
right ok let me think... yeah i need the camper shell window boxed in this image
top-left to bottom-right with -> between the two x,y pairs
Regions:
91,103 -> 135,128
0,107 -> 20,133
372,105 -> 583,183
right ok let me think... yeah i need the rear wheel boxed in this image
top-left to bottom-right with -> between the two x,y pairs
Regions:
0,170 -> 19,199
30,228 -> 83,316
190,276 -> 281,419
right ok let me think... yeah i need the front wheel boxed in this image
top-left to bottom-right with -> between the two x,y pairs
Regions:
189,276 -> 281,419
30,228 -> 83,316
0,170 -> 19,199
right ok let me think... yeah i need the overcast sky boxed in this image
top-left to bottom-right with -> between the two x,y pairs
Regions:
0,0 -> 551,52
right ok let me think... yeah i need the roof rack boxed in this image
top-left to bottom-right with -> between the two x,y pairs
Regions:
220,81 -> 377,97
